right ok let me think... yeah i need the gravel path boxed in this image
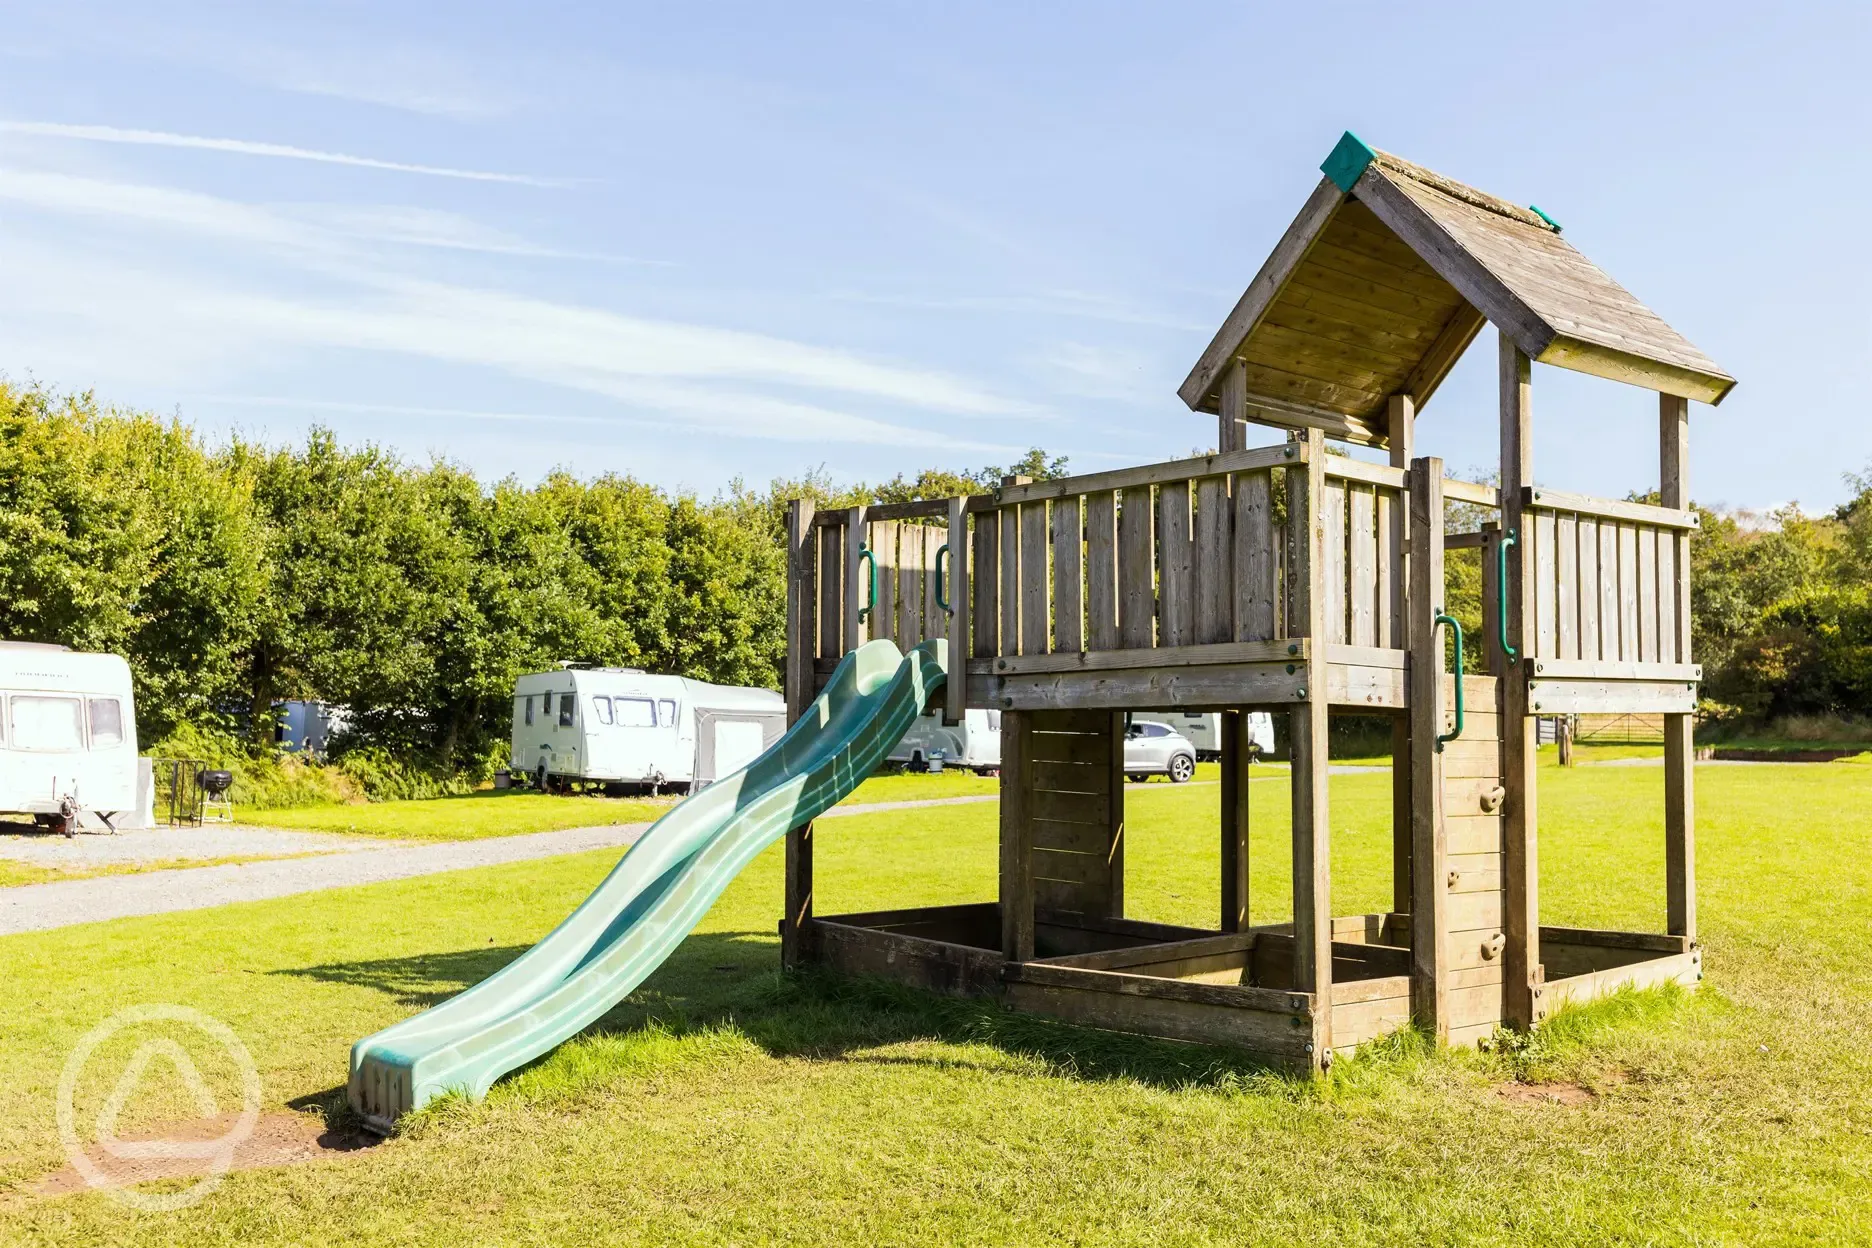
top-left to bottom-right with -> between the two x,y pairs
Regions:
0,823 -> 652,937
0,824 -> 377,866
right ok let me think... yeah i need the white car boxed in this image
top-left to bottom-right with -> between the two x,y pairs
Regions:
1122,720 -> 1198,783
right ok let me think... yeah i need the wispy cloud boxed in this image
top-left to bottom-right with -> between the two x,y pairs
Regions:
0,164 -> 1039,452
0,121 -> 560,185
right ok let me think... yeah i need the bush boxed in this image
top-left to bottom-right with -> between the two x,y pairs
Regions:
145,723 -> 360,810
1727,586 -> 1872,719
331,747 -> 475,803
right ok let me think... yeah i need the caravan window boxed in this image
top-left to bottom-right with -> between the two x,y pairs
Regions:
523,696 -> 534,726
613,697 -> 656,727
558,694 -> 575,727
658,699 -> 677,727
592,696 -> 614,725
986,710 -> 1002,731
88,698 -> 125,748
11,696 -> 84,751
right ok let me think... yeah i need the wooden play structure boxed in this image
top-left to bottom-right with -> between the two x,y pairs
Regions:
778,133 -> 1733,1071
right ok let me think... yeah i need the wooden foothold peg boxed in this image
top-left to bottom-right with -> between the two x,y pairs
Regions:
1480,785 -> 1506,814
1481,933 -> 1507,961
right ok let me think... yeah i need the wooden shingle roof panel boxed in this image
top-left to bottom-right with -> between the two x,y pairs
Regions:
1181,133 -> 1737,424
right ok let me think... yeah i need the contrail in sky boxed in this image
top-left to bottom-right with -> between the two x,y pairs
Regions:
0,120 -> 561,186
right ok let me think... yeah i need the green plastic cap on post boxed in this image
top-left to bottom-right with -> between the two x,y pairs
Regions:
1321,130 -> 1377,193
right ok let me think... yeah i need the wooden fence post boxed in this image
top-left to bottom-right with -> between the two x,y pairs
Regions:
1407,458 -> 1447,1036
1661,393 -> 1696,942
1288,428 -> 1332,1067
1500,334 -> 1543,1028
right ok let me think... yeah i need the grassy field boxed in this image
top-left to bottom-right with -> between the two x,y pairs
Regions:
4,763 -> 1870,1243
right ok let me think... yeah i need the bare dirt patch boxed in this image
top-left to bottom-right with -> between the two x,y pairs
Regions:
32,1111 -> 377,1198
1495,1081 -> 1597,1107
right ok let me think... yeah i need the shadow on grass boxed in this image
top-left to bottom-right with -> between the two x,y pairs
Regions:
274,928 -> 1301,1118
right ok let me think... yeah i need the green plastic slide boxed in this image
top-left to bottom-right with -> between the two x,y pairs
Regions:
349,638 -> 947,1132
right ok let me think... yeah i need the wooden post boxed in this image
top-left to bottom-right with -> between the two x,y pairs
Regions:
843,505 -> 868,653
1219,709 -> 1251,932
1288,427 -> 1332,1066
1388,393 -> 1415,914
1218,360 -> 1247,453
1407,457 -> 1447,1035
945,496 -> 969,725
1107,710 -> 1127,919
782,499 -> 817,970
1557,717 -> 1573,767
1499,334 -> 1543,1028
1660,393 -> 1696,942
1000,710 -> 1035,961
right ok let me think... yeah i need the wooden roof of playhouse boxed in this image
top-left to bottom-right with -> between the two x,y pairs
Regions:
1182,132 -> 1735,448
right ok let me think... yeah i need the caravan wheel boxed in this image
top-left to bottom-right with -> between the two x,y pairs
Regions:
535,763 -> 550,791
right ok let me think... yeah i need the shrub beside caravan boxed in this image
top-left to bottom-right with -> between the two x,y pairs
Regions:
511,667 -> 785,794
0,642 -> 140,836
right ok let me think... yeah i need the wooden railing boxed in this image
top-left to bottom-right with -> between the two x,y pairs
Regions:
1518,488 -> 1695,668
1316,458 -> 1411,651
970,445 -> 1302,663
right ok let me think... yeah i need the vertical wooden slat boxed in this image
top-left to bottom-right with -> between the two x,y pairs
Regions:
1555,513 -> 1579,661
1085,491 -> 1118,651
1597,520 -> 1620,662
999,492 -> 1023,657
1219,710 -> 1251,932
1349,483 -> 1377,648
1020,502 -> 1049,655
1656,526 -> 1678,664
1000,712 -> 1035,960
818,523 -> 844,661
1323,478 -> 1348,645
1638,525 -> 1659,664
1049,496 -> 1083,654
844,506 -> 867,650
1408,457 -> 1446,1035
1533,509 -> 1556,659
899,523 -> 924,648
1617,522 -> 1639,662
1289,429 -> 1332,1066
971,509 -> 998,658
1118,487 -> 1154,649
1499,334 -> 1541,1030
1661,393 -> 1695,942
871,521 -> 898,646
945,499 -> 969,723
1195,476 -> 1233,644
1576,517 -> 1599,663
1377,488 -> 1403,649
1234,470 -> 1276,642
1157,481 -> 1195,647
926,526 -> 948,643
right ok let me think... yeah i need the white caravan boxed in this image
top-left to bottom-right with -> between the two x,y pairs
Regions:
888,708 -> 1004,773
1131,711 -> 1275,760
511,668 -> 785,793
0,642 -> 140,836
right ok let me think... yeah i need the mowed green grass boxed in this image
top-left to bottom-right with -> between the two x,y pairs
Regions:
241,769 -> 1008,841
4,763 -> 1871,1244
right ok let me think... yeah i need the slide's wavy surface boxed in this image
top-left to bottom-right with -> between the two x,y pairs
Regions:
349,638 -> 947,1130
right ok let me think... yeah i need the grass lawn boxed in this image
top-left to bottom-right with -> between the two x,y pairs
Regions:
242,769 -> 1010,841
4,763 -> 1870,1243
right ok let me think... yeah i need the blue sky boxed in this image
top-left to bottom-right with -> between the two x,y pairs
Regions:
0,2 -> 1865,510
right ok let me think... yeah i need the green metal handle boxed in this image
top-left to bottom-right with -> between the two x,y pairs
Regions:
858,545 -> 877,620
1498,529 -> 1518,661
1435,611 -> 1463,752
934,543 -> 952,613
